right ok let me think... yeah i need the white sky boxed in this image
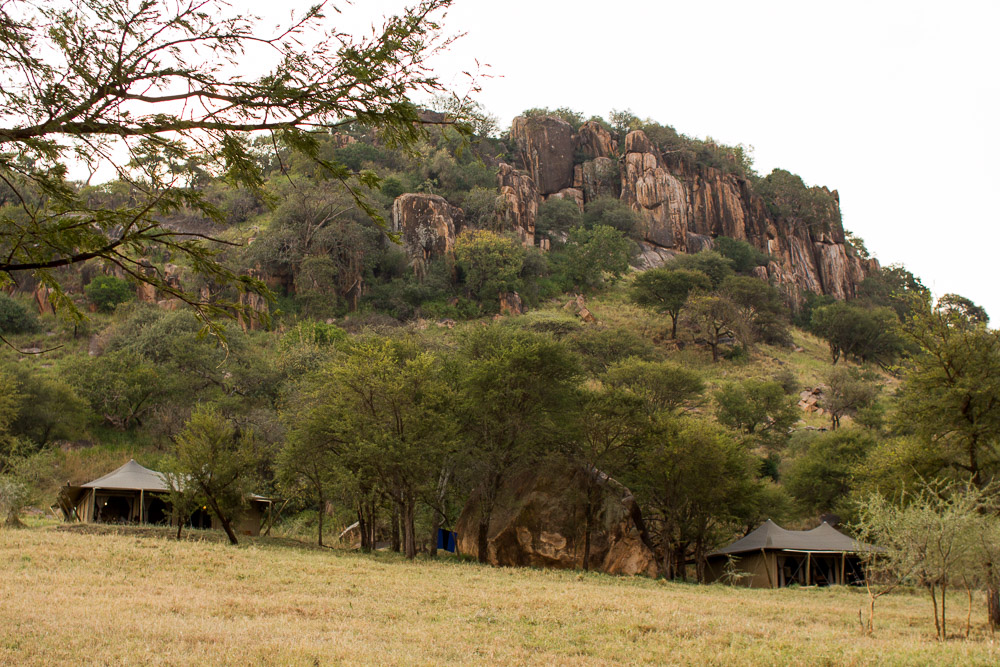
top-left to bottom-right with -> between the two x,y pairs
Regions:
258,1 -> 1000,317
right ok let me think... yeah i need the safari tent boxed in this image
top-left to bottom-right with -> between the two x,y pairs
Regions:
58,459 -> 171,524
704,520 -> 874,588
58,459 -> 277,536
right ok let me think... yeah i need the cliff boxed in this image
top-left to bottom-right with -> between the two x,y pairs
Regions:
508,116 -> 878,306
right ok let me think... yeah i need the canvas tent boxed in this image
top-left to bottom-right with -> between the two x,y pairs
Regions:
58,459 -> 171,524
58,459 -> 276,536
704,520 -> 875,588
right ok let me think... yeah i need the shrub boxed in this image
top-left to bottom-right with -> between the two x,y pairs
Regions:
582,197 -> 640,236
85,275 -> 134,312
0,295 -> 39,334
713,237 -> 768,274
535,197 -> 581,238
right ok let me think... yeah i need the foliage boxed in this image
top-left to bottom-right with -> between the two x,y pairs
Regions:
454,230 -> 524,311
558,225 -> 632,291
810,302 -> 905,366
684,294 -> 746,363
753,169 -> 842,237
566,327 -> 659,376
0,0 -> 462,331
535,197 -> 581,238
3,365 -> 89,447
823,366 -> 881,429
84,275 -> 134,313
935,293 -> 989,326
582,198 -> 640,237
173,405 -> 264,545
0,294 -> 39,334
519,107 -> 585,128
783,429 -> 876,517
630,267 -> 711,339
713,237 -> 768,275
668,251 -> 735,288
603,359 -> 706,415
856,265 -> 931,321
718,275 -> 790,346
714,379 -> 798,450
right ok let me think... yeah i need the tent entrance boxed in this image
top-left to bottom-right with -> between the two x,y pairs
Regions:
95,493 -> 133,523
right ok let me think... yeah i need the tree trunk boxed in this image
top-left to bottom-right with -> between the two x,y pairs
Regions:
930,584 -> 941,640
582,485 -> 597,572
317,491 -> 325,548
988,585 -> 1000,633
202,493 -> 239,545
477,514 -> 490,564
358,508 -> 370,552
391,498 -> 401,553
670,313 -> 678,340
404,494 -> 417,560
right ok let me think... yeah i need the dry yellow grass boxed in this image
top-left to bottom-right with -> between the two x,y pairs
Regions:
1,525 -> 998,665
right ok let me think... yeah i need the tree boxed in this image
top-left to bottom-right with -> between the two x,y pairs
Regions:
823,366 -> 880,429
668,251 -> 734,289
84,276 -> 134,313
856,264 -> 931,321
713,237 -> 768,275
454,230 -> 524,311
559,225 -> 632,291
810,302 -> 904,366
935,294 -> 989,326
718,275 -> 790,346
632,416 -> 763,580
685,294 -> 745,362
535,197 -> 581,238
582,197 -> 640,236
896,309 -> 1000,628
0,0 -> 463,331
630,268 -> 711,339
855,483 -> 988,640
173,405 -> 262,545
457,324 -> 580,563
783,429 -> 876,517
714,379 -> 798,449
0,295 -> 39,334
602,358 -> 705,415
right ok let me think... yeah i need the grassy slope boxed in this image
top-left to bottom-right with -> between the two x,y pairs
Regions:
1,524 -> 996,666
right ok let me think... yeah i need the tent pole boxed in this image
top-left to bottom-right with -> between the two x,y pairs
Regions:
762,548 -> 774,588
841,552 -> 846,585
140,489 -> 144,524
806,552 -> 811,586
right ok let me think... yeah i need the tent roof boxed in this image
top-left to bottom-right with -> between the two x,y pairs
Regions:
80,459 -> 169,492
709,519 -> 873,556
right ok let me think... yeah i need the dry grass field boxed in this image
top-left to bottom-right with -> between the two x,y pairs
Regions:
2,525 -> 998,665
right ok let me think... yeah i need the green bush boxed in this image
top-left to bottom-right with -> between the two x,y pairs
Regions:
0,295 -> 39,334
536,197 -> 581,238
582,197 -> 640,236
714,236 -> 768,274
85,276 -> 134,312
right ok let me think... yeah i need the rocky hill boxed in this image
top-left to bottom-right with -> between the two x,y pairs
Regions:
394,114 -> 877,308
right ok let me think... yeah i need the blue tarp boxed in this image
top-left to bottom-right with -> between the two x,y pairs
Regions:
437,529 -> 457,553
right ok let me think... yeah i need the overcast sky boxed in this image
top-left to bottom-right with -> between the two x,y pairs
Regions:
261,0 -> 1000,317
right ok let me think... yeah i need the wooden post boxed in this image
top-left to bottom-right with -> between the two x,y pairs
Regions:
840,552 -> 846,585
140,489 -> 144,524
806,552 -> 812,586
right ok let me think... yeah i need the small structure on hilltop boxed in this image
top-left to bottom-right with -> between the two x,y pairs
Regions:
704,520 -> 875,588
57,459 -> 276,537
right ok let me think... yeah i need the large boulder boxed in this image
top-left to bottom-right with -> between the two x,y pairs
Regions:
455,462 -> 658,577
575,120 -> 617,160
497,163 -> 538,247
581,157 -> 621,202
620,131 -> 689,250
546,187 -> 584,213
510,115 -> 575,195
391,193 -> 460,275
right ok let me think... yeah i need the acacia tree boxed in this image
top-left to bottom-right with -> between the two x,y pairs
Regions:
0,0 -> 464,333
458,324 -> 579,564
174,405 -> 262,545
630,268 -> 710,339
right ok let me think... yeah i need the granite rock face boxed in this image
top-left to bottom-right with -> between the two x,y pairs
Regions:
391,193 -> 460,274
497,163 -> 539,247
455,463 -> 659,577
510,115 -> 575,195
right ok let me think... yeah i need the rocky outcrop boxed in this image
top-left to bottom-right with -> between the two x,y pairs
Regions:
621,130 -> 689,250
546,187 -> 584,212
238,269 -> 269,332
581,157 -> 620,202
455,463 -> 658,576
499,291 -> 523,316
33,285 -> 55,315
391,193 -> 460,276
496,163 -> 538,247
575,120 -> 617,160
510,115 -> 575,195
